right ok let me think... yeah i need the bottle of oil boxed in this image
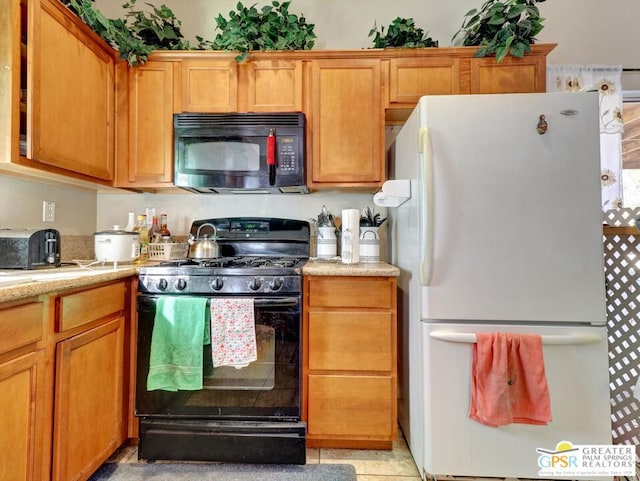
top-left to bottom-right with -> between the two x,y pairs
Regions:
135,214 -> 149,262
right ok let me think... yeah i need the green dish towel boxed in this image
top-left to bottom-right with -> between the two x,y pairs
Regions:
147,296 -> 209,391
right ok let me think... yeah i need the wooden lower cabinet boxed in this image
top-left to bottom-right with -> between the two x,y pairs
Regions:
52,317 -> 125,481
0,350 -> 47,481
303,276 -> 397,449
51,280 -> 129,481
0,298 -> 47,481
0,277 -> 137,481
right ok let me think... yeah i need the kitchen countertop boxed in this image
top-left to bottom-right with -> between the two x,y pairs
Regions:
302,259 -> 400,277
0,263 -> 139,303
0,258 -> 400,304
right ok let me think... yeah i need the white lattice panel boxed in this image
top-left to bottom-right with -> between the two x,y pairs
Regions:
604,208 -> 640,228
605,208 -> 640,463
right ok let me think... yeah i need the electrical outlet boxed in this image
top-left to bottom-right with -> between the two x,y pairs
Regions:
43,201 -> 55,222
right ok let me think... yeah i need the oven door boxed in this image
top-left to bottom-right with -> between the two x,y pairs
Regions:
136,294 -> 301,421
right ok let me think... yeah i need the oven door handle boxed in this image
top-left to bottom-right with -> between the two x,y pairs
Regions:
138,296 -> 299,308
253,297 -> 299,307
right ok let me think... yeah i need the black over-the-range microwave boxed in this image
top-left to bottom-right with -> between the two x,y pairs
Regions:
173,112 -> 307,194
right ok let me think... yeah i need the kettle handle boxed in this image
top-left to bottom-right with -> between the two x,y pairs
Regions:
196,223 -> 217,239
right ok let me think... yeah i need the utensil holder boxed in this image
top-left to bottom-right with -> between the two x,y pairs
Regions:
316,227 -> 337,258
359,227 -> 380,263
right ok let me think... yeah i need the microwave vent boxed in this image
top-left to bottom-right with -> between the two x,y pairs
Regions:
174,113 -> 305,129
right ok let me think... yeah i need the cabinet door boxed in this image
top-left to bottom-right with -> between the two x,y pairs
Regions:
52,317 -> 125,481
307,375 -> 393,437
0,350 -> 46,481
124,60 -> 175,186
469,54 -> 547,93
244,59 -> 303,112
180,59 -> 238,112
29,0 -> 115,181
308,59 -> 384,188
0,0 -> 21,165
388,57 -> 460,106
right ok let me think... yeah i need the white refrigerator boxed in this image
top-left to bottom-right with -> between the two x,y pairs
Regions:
386,93 -> 612,479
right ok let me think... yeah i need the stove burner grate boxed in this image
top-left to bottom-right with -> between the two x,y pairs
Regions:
158,256 -> 305,270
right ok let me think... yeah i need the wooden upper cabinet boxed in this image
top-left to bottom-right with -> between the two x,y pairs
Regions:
179,59 -> 238,112
387,57 -> 461,107
468,53 -> 548,94
0,0 -> 21,167
308,59 -> 385,189
178,57 -> 302,113
244,59 -> 303,112
116,60 -> 175,187
29,0 -> 115,182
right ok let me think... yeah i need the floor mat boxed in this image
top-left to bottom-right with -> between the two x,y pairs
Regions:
88,462 -> 357,481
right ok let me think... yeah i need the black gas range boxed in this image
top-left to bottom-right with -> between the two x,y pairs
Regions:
138,217 -> 310,296
138,256 -> 307,295
135,217 -> 310,465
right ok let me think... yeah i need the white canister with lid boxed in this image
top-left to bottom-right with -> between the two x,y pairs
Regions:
94,226 -> 139,263
316,226 -> 337,258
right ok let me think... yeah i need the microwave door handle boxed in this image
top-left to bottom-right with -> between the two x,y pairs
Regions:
267,129 -> 276,186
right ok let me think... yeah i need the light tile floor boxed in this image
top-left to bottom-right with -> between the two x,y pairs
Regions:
107,432 -> 422,481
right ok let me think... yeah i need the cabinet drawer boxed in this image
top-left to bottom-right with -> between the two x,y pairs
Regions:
307,278 -> 392,308
0,301 -> 44,355
309,311 -> 392,371
57,282 -> 125,332
307,375 -> 393,436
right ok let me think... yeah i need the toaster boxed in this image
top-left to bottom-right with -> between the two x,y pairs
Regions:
0,228 -> 61,269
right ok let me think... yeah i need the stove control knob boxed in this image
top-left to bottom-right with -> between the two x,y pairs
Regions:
269,277 -> 283,291
248,277 -> 262,291
157,278 -> 168,291
175,278 -> 187,291
210,277 -> 224,291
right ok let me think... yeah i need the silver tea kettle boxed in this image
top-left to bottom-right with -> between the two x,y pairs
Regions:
188,223 -> 220,259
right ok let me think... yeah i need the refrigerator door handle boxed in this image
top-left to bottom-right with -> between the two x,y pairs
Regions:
418,127 -> 434,286
430,330 -> 602,345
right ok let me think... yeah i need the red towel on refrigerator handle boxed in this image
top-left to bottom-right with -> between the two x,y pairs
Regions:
469,332 -> 552,427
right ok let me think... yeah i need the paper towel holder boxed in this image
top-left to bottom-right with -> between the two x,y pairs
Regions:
373,179 -> 410,207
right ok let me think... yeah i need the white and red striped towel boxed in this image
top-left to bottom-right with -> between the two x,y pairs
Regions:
210,298 -> 257,368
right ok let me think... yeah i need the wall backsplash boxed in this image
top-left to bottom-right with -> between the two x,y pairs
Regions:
96,191 -> 380,235
60,235 -> 95,263
0,175 -> 97,234
1,174 -> 389,261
